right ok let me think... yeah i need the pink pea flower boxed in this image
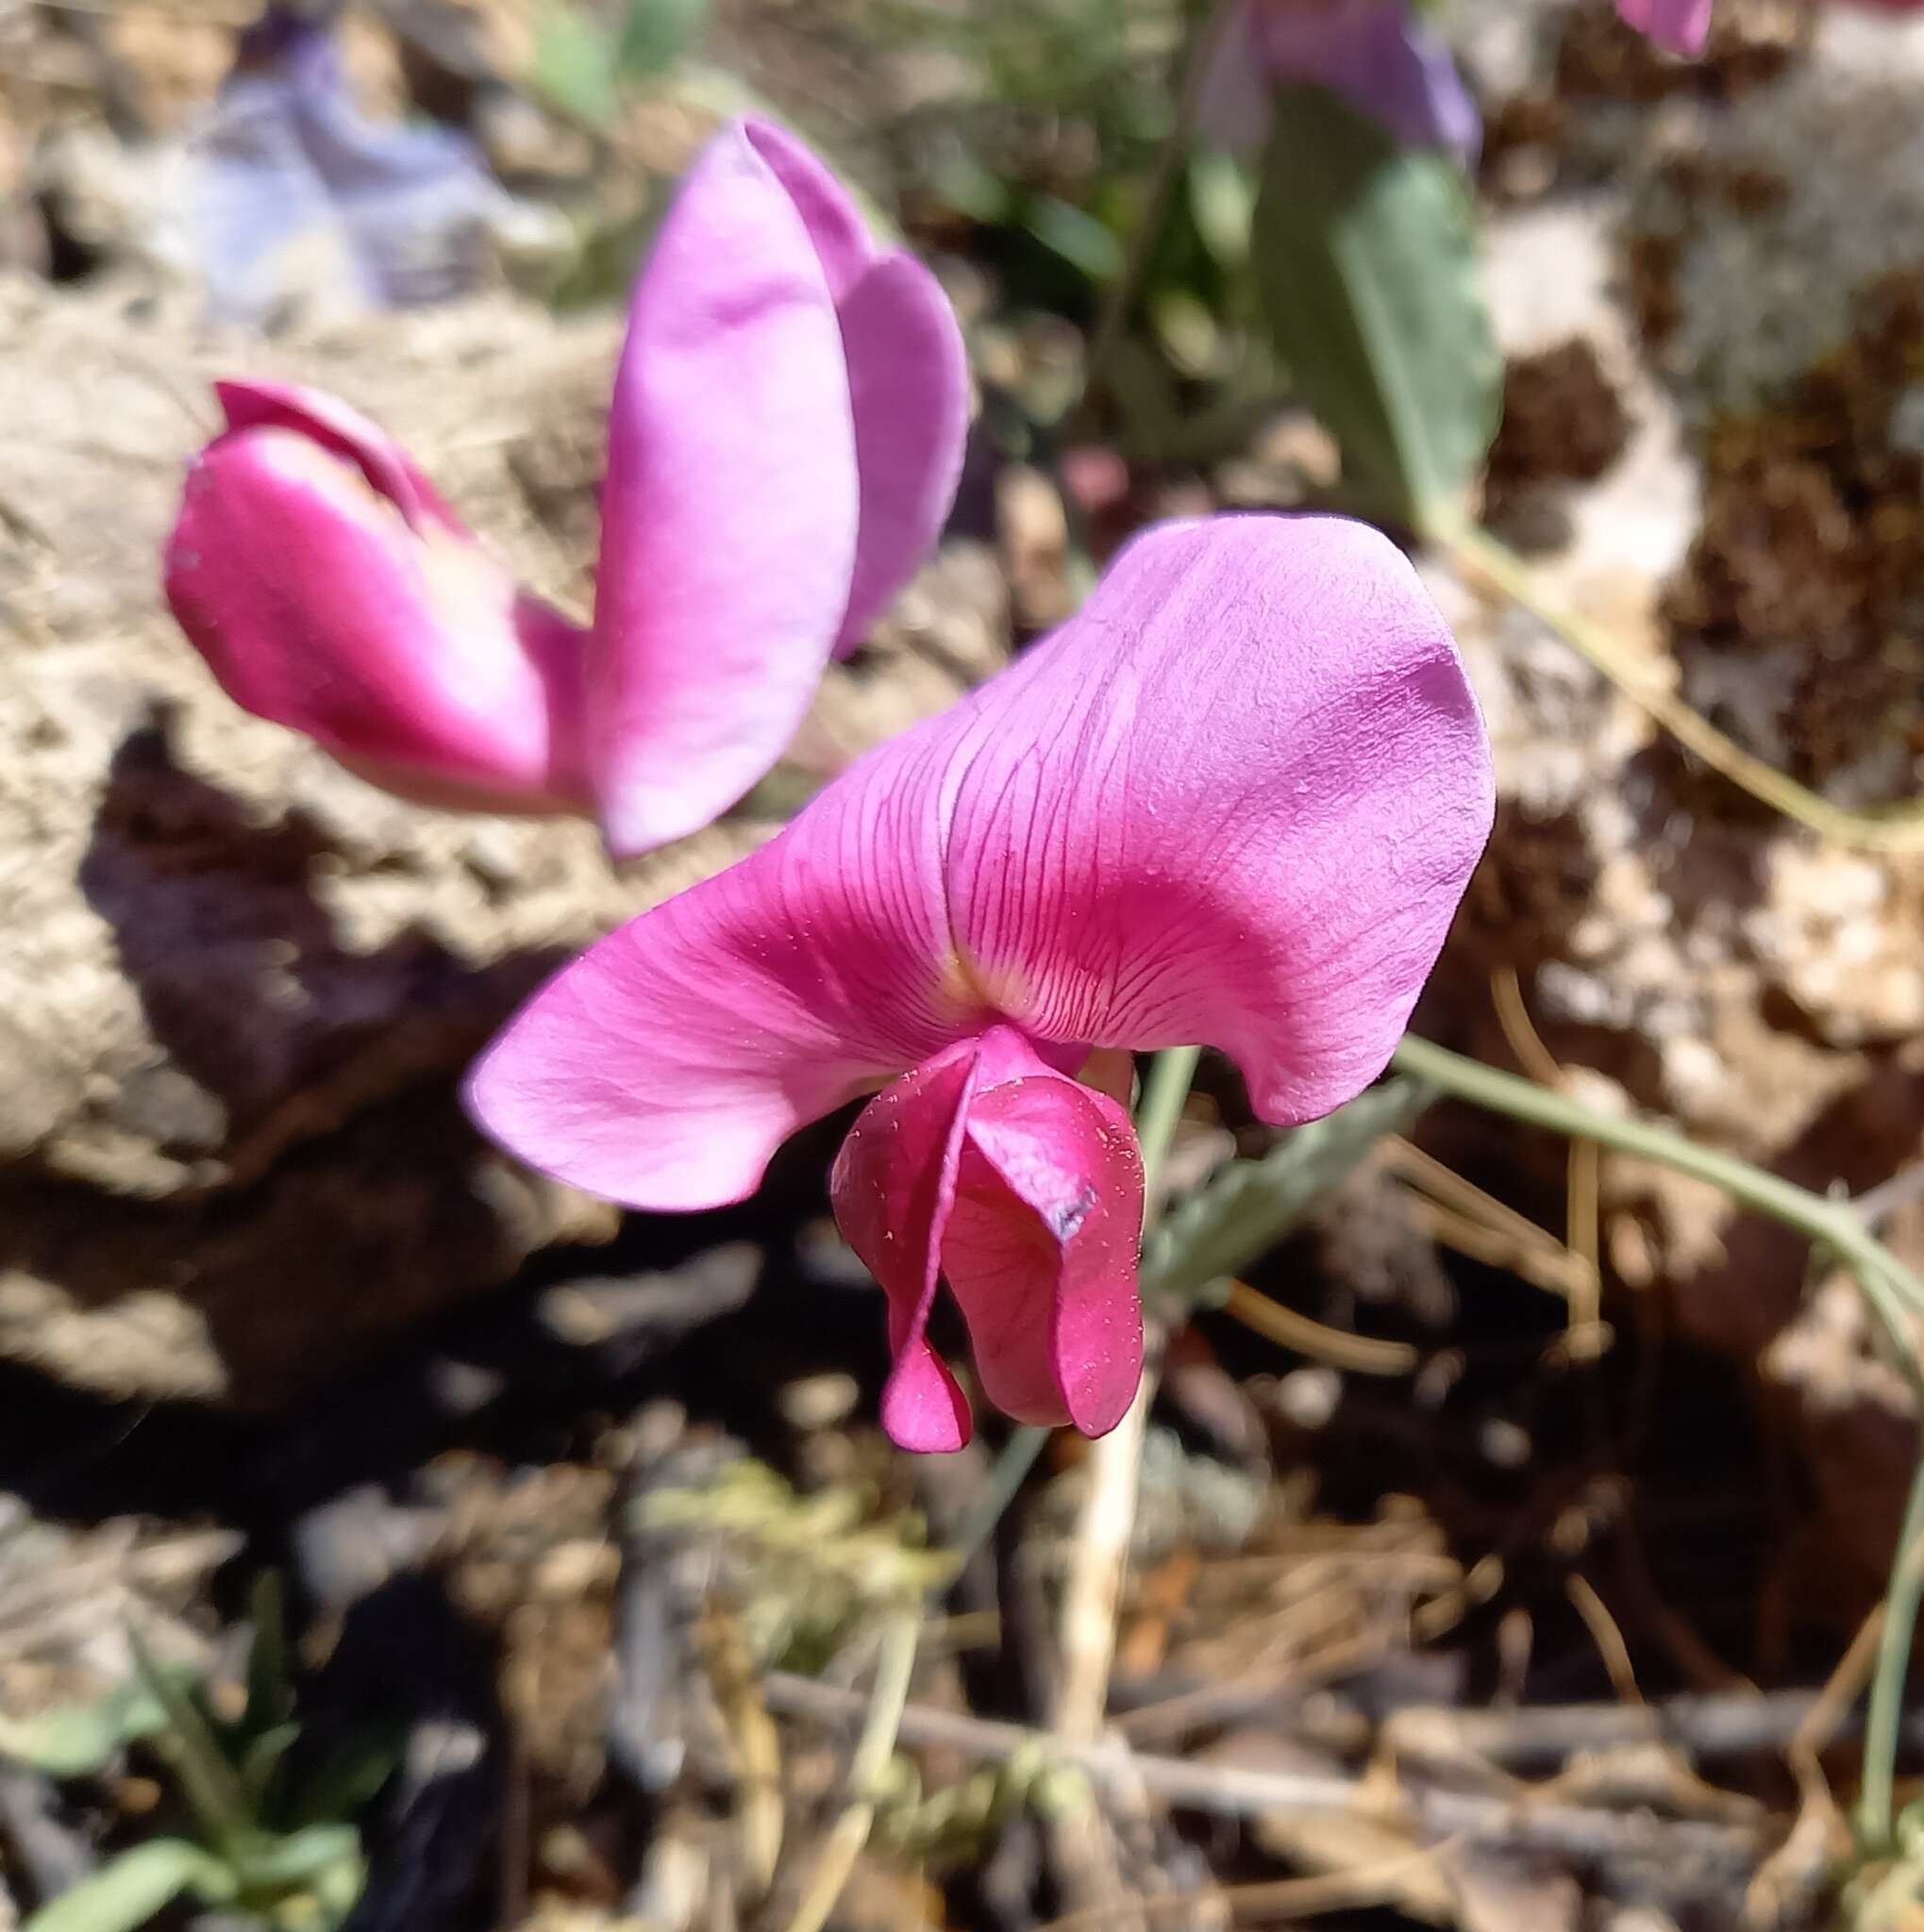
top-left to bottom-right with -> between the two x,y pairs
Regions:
1614,0 -> 1924,56
1614,0 -> 1714,54
163,118 -> 969,858
1197,0 -> 1481,166
466,515 -> 1495,1451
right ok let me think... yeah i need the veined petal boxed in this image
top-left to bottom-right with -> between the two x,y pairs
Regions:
589,121 -> 860,858
465,712 -> 1004,1211
469,513 -> 1490,1210
743,120 -> 970,657
936,514 -> 1494,1125
164,402 -> 583,801
1615,0 -> 1713,53
942,1028 -> 1145,1436
830,1041 -> 979,1453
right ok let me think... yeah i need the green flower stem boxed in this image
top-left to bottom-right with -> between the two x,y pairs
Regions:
950,1424 -> 1052,1567
1390,1036 -> 1924,1324
782,1607 -> 923,1932
1137,1044 -> 1204,1218
1863,1449 -> 1924,1851
1430,514 -> 1924,855
1393,1031 -> 1924,1846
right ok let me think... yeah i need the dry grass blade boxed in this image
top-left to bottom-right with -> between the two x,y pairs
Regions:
1219,1281 -> 1418,1375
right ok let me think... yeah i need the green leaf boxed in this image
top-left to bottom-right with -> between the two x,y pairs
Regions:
238,1724 -> 301,1811
243,1573 -> 293,1738
128,1629 -> 255,1844
229,1822 -> 362,1896
1141,1076 -> 1432,1309
1020,194 -> 1125,284
23,1840 -> 238,1932
530,1 -> 620,126
615,0 -> 709,75
1187,151 -> 1253,272
1250,85 -> 1499,526
0,1675 -> 183,1778
286,1722 -> 404,1830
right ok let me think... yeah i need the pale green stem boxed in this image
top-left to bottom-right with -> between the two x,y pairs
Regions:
951,1424 -> 1052,1567
1136,1044 -> 1204,1218
1390,1036 -> 1924,1321
1429,515 -> 1924,855
1392,1033 -> 1924,1847
782,1607 -> 922,1932
1863,1438 -> 1924,1851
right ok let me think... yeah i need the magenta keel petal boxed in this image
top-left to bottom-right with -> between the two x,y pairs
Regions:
830,1027 -> 1144,1445
944,1028 -> 1146,1436
1615,0 -> 1713,53
831,1042 -> 981,1453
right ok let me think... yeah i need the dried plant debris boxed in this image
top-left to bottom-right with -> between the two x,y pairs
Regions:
0,1501 -> 236,1724
1667,269 -> 1924,804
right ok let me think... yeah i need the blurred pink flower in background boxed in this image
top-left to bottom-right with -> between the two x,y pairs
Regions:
1614,0 -> 1713,54
164,118 -> 969,858
1614,0 -> 1924,58
1196,0 -> 1481,163
468,515 -> 1495,1451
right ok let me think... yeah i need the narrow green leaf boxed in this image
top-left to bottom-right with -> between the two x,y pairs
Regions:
238,1723 -> 301,1811
128,1630 -> 256,1846
23,1840 -> 237,1932
1250,85 -> 1499,525
615,0 -> 709,76
0,1679 -> 173,1779
1021,194 -> 1125,283
1141,1076 -> 1433,1309
286,1722 -> 404,1831
229,1821 -> 363,1895
243,1573 -> 293,1737
530,2 -> 620,126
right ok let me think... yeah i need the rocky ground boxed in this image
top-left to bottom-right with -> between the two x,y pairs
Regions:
6,1 -> 1924,1927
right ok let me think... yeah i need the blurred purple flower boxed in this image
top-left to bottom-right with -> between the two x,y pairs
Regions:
192,8 -> 506,318
1196,0 -> 1481,166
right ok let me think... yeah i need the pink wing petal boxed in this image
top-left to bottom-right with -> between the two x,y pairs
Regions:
589,121 -> 861,859
744,120 -> 970,658
937,513 -> 1495,1126
829,1041 -> 980,1453
164,421 -> 574,796
464,714 -> 1013,1210
942,1028 -> 1145,1436
1615,0 -> 1713,54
